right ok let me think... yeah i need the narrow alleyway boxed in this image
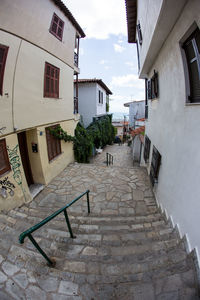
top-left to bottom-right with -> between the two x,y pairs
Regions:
0,144 -> 199,299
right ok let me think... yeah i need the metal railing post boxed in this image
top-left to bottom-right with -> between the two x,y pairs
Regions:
106,152 -> 108,166
28,234 -> 53,265
64,209 -> 76,239
87,191 -> 90,214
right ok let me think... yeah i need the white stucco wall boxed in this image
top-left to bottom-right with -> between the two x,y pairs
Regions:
0,30 -> 74,134
143,0 -> 200,254
128,101 -> 145,127
76,82 -> 107,128
0,0 -> 78,68
76,83 -> 96,128
96,84 -> 107,116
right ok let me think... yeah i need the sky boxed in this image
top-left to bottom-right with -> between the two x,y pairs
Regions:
64,0 -> 145,117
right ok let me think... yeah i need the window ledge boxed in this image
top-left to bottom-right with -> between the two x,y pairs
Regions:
185,102 -> 200,106
49,152 -> 63,164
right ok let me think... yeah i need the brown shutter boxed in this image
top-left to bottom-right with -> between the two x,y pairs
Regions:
0,139 -> 11,175
0,45 -> 9,95
183,28 -> 200,103
45,125 -> 61,161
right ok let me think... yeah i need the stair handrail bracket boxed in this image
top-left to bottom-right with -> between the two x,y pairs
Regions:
18,189 -> 90,265
106,152 -> 114,166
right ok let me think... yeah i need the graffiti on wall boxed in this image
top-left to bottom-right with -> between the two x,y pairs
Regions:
6,145 -> 27,201
0,177 -> 15,198
0,127 -> 6,135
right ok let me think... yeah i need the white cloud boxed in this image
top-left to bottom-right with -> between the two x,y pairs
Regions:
109,95 -> 129,113
114,44 -> 125,53
63,0 -> 127,39
110,74 -> 145,89
99,59 -> 107,65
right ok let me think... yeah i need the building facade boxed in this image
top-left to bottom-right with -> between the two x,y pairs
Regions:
124,100 -> 145,128
126,0 -> 200,264
0,0 -> 85,211
74,79 -> 112,128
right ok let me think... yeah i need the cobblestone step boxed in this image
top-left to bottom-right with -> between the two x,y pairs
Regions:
0,145 -> 199,299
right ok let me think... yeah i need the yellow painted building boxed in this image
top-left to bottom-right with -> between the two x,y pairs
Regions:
0,0 -> 85,211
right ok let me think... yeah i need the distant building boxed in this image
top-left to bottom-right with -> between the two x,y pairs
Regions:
74,79 -> 112,128
0,0 -> 85,211
124,100 -> 145,128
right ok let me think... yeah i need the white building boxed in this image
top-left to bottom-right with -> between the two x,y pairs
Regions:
126,0 -> 200,269
74,79 -> 112,128
124,100 -> 145,128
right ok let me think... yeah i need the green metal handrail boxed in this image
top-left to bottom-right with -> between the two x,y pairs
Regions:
106,152 -> 113,166
19,189 -> 90,265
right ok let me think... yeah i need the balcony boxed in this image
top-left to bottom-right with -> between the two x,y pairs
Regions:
74,52 -> 78,67
74,96 -> 78,114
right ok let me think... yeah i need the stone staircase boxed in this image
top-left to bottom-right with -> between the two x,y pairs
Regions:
0,146 -> 199,299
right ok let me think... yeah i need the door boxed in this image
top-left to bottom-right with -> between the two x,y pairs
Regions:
17,131 -> 34,186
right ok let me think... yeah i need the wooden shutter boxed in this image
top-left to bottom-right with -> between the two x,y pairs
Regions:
50,13 -> 64,41
0,139 -> 11,175
44,62 -> 59,98
183,28 -> 200,103
150,146 -> 161,186
147,79 -> 152,99
0,45 -> 9,95
45,125 -> 61,161
136,22 -> 143,45
144,135 -> 151,163
151,71 -> 159,99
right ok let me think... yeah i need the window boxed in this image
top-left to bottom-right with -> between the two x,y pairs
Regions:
49,13 -> 64,41
44,62 -> 60,98
144,135 -> 151,163
0,139 -> 11,176
0,45 -> 9,96
145,79 -> 148,119
45,125 -> 61,161
147,70 -> 159,100
183,28 -> 200,103
150,146 -> 161,186
99,90 -> 103,104
136,22 -> 143,45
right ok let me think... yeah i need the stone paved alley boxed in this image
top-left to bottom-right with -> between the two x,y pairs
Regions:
0,144 -> 199,299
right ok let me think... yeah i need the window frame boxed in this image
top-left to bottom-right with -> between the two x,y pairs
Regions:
98,90 -> 103,104
150,146 -> 161,186
144,135 -> 151,163
49,13 -> 64,41
45,125 -> 61,162
0,45 -> 9,96
44,62 -> 60,99
182,28 -> 200,103
0,139 -> 11,176
147,70 -> 159,100
136,22 -> 143,45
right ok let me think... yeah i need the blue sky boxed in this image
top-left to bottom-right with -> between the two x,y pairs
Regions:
65,0 -> 145,115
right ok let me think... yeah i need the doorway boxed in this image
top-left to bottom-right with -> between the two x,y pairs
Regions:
17,131 -> 34,187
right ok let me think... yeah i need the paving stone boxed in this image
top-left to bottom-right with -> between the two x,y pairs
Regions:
130,283 -> 155,300
0,291 -> 11,300
64,261 -> 86,273
25,285 -> 46,300
37,276 -> 59,292
0,271 -> 7,283
2,261 -> 20,276
13,273 -> 28,289
5,279 -> 26,300
58,280 -> 79,295
82,246 -> 97,256
132,189 -> 144,201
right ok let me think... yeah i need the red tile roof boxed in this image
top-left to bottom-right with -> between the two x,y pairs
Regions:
52,0 -> 85,38
130,126 -> 145,137
74,79 -> 112,95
